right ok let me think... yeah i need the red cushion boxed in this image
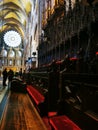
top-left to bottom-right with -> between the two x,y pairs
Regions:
49,115 -> 81,130
48,111 -> 57,117
27,85 -> 45,105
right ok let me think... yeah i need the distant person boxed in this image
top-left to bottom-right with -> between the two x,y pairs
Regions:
19,68 -> 22,78
8,69 -> 14,82
22,70 -> 26,81
2,68 -> 8,86
7,69 -> 14,89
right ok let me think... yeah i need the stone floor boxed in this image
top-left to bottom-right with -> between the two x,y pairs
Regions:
0,77 -> 8,103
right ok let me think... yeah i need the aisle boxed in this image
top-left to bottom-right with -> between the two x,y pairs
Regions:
0,77 -> 8,103
0,92 -> 47,130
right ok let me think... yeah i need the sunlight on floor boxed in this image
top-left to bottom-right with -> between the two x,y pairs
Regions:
0,77 -> 8,103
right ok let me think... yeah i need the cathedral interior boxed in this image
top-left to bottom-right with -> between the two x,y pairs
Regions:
0,0 -> 98,130
0,0 -> 32,73
0,0 -> 98,73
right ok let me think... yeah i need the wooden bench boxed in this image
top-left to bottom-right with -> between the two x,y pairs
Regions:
27,85 -> 45,105
26,85 -> 45,115
49,115 -> 81,130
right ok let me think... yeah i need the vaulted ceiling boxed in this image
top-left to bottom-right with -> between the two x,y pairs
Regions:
0,0 -> 32,44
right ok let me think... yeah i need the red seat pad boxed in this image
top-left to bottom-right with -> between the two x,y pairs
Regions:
48,111 -> 57,117
49,115 -> 81,130
27,85 -> 45,105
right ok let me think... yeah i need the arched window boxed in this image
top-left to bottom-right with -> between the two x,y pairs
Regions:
1,49 -> 7,57
16,50 -> 22,57
8,50 -> 15,58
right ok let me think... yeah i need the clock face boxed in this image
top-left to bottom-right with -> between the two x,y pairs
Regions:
4,30 -> 21,47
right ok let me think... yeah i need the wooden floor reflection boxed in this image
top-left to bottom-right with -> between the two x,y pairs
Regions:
0,92 -> 47,130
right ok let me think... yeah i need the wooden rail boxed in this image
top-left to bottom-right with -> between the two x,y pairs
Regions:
22,70 -> 98,130
59,72 -> 98,130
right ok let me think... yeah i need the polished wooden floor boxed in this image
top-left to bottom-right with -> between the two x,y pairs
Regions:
0,92 -> 47,130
